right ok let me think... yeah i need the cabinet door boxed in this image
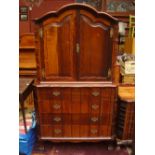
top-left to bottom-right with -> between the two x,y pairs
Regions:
42,10 -> 77,81
78,10 -> 112,81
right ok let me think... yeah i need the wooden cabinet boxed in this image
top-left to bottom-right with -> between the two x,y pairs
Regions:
78,10 -> 113,80
34,4 -> 118,141
34,4 -> 118,82
34,82 -> 117,140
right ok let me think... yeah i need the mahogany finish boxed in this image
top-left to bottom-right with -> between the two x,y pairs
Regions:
34,4 -> 119,142
34,3 -> 118,82
34,82 -> 117,141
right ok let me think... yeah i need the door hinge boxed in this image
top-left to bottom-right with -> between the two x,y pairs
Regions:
76,43 -> 80,53
39,28 -> 43,38
110,28 -> 113,38
42,68 -> 45,79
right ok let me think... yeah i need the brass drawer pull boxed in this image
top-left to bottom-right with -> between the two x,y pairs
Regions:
91,117 -> 98,122
91,104 -> 99,110
53,103 -> 61,110
54,129 -> 62,134
91,129 -> 98,134
53,117 -> 61,122
92,91 -> 100,97
52,91 -> 60,96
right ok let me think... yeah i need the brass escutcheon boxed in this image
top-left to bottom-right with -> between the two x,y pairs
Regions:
91,117 -> 98,122
91,129 -> 98,134
54,129 -> 62,134
92,91 -> 100,97
53,117 -> 61,122
52,91 -> 60,96
91,104 -> 99,110
53,103 -> 61,109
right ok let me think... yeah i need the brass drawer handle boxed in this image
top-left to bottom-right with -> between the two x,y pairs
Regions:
52,91 -> 60,96
92,91 -> 100,97
54,129 -> 62,134
53,117 -> 61,122
91,104 -> 99,110
91,117 -> 98,122
53,103 -> 61,110
91,129 -> 98,134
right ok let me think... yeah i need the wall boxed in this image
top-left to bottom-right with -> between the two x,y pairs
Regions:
19,0 -> 75,35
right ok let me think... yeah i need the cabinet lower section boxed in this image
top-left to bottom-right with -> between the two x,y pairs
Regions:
34,82 -> 117,141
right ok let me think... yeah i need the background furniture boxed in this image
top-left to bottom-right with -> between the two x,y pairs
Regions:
19,33 -> 37,77
34,3 -> 119,142
116,86 -> 135,144
19,78 -> 34,133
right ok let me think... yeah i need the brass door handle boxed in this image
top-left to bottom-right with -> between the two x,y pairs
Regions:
53,103 -> 61,110
54,129 -> 62,134
92,91 -> 100,97
91,117 -> 98,122
91,104 -> 99,110
52,91 -> 60,96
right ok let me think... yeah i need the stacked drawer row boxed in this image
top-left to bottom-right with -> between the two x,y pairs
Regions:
35,87 -> 117,139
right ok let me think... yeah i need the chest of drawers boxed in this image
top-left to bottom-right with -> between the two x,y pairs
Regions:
34,82 -> 117,141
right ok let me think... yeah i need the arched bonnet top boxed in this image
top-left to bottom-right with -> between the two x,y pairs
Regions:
34,3 -> 118,24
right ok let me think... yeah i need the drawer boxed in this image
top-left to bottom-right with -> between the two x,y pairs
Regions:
99,125 -> 111,137
38,100 -> 62,114
40,114 -> 63,125
37,88 -> 50,101
40,125 -> 63,137
101,87 -> 116,99
40,113 -> 108,125
37,88 -> 62,100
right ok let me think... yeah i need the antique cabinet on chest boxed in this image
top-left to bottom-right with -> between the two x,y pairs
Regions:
34,4 -> 119,141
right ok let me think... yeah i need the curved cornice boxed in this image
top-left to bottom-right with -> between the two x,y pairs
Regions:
34,3 -> 118,24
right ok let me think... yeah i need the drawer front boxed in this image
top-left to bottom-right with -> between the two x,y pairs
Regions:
99,88 -> 116,136
40,125 -> 63,137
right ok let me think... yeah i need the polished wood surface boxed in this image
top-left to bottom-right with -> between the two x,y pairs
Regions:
19,33 -> 37,77
34,4 -> 119,141
79,10 -> 112,80
34,3 -> 118,82
118,86 -> 135,101
34,83 -> 117,140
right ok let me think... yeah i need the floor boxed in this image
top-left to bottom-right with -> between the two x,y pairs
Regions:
32,141 -> 132,155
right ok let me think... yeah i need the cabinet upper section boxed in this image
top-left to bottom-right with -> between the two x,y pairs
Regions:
34,4 -> 118,82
